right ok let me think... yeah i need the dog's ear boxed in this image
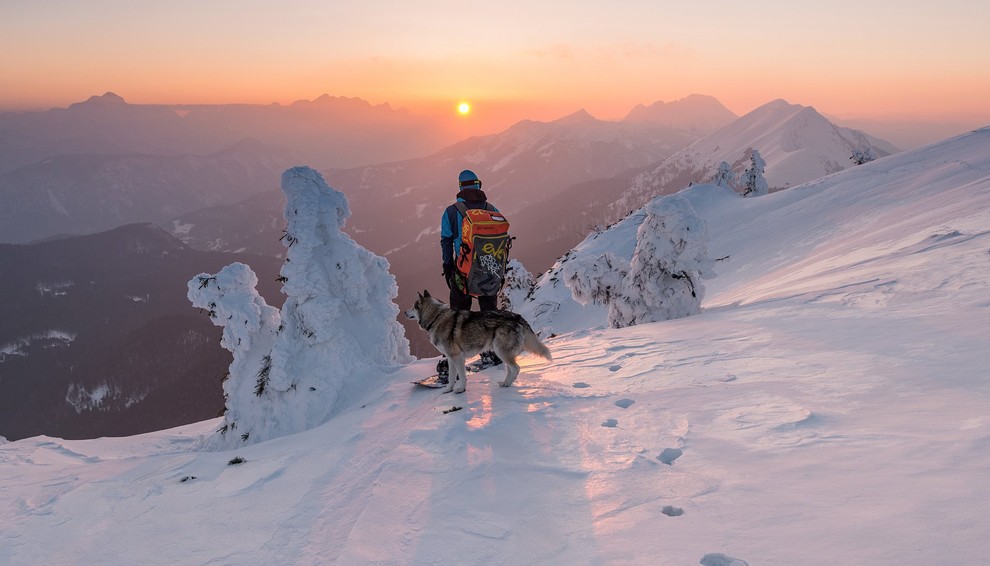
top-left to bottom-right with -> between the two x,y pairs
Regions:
417,291 -> 423,301
423,289 -> 431,298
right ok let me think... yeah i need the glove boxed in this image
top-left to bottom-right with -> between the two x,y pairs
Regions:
443,262 -> 455,289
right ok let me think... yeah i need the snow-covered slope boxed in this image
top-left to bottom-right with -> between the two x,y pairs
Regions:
606,100 -> 899,220
524,126 -> 981,335
1,128 -> 988,565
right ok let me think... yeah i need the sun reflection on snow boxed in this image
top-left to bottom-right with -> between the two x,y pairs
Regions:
465,392 -> 492,430
527,401 -> 553,412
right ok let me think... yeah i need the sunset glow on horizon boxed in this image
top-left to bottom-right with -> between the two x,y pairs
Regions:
2,0 -> 989,134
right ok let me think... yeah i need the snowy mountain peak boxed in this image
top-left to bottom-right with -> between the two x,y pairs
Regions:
70,92 -> 128,110
623,94 -> 738,133
552,108 -> 598,125
610,98 -> 898,209
289,94 -> 394,113
758,98 -> 802,113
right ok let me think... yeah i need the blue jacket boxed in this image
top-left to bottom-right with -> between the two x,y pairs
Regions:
440,189 -> 498,266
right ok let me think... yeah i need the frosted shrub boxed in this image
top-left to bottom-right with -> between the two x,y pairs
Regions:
562,251 -> 629,307
741,149 -> 769,197
711,161 -> 736,188
188,263 -> 280,440
609,195 -> 714,327
851,147 -> 877,165
560,194 -> 714,329
499,259 -> 535,312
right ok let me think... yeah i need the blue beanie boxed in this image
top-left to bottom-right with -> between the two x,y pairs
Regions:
458,169 -> 481,189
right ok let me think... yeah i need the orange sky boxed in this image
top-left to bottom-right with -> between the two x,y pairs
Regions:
2,0 -> 989,133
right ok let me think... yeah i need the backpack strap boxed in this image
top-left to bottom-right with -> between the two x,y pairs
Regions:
452,201 -> 472,259
454,201 -> 493,214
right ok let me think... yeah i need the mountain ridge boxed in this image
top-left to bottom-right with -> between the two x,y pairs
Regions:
623,93 -> 739,132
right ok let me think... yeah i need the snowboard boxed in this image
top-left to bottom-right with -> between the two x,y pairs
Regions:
412,375 -> 448,388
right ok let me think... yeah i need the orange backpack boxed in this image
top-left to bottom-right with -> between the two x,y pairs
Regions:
454,202 -> 512,297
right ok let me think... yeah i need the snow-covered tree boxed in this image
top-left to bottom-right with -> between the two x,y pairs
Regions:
710,161 -> 736,188
499,258 -> 535,312
562,251 -> 629,307
557,193 -> 715,329
188,263 -> 280,437
741,149 -> 769,197
189,166 -> 412,449
608,195 -> 714,327
850,147 -> 877,165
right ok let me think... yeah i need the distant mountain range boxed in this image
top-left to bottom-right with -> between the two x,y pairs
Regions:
0,92 -> 900,363
162,97 -> 895,356
0,92 -> 455,175
332,105 -> 711,244
0,138 -> 296,244
0,223 -> 283,441
173,98 -> 893,271
0,92 -> 481,245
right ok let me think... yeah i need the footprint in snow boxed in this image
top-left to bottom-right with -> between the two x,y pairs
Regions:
601,419 -> 618,428
573,382 -> 591,388
614,398 -> 635,409
609,365 -> 622,372
661,505 -> 684,517
658,448 -> 683,465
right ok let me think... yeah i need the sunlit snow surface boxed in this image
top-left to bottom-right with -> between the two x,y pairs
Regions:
2,128 -> 989,565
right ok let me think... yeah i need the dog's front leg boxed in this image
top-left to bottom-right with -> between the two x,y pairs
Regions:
450,354 -> 467,394
441,353 -> 459,394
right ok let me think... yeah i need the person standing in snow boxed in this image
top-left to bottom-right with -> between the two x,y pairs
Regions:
435,169 -> 504,382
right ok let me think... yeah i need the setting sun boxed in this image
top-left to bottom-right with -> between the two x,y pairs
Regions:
458,102 -> 470,115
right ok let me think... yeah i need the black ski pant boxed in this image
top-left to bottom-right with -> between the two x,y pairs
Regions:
449,285 -> 497,312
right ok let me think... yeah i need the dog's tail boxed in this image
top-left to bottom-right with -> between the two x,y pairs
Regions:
523,328 -> 553,361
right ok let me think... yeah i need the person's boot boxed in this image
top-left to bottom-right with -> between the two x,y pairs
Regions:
436,358 -> 449,384
480,351 -> 503,367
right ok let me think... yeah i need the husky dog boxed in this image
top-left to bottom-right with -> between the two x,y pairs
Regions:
404,290 -> 552,394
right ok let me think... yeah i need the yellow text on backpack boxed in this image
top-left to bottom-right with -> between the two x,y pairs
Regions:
454,203 -> 511,297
